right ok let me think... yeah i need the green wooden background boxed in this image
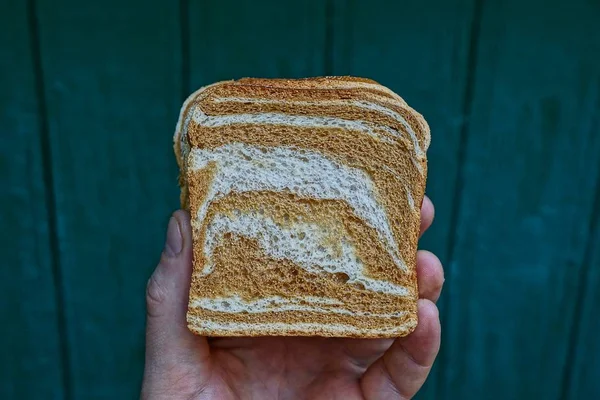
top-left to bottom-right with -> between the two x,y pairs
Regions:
2,0 -> 599,398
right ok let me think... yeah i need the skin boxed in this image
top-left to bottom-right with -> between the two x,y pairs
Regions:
141,196 -> 443,400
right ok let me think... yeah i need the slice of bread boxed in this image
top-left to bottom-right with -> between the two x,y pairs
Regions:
174,76 -> 430,338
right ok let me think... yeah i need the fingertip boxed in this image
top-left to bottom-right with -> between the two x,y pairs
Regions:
173,208 -> 191,220
416,250 -> 444,302
422,195 -> 434,212
172,209 -> 191,233
171,209 -> 193,252
417,298 -> 440,326
406,299 -> 441,368
417,299 -> 441,342
420,196 -> 435,236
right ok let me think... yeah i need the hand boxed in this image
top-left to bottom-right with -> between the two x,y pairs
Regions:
141,197 -> 443,400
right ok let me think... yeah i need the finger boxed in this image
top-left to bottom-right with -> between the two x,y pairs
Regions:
416,250 -> 444,303
360,300 -> 441,399
420,196 -> 434,237
144,210 -> 210,371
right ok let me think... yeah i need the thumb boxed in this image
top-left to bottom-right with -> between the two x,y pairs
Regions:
143,210 -> 210,375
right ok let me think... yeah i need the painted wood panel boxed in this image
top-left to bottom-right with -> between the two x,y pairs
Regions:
2,1 -> 598,398
0,1 -> 65,398
441,0 -> 600,398
34,1 -> 182,398
187,0 -> 326,88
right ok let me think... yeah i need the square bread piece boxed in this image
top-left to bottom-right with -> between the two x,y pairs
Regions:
174,77 -> 430,338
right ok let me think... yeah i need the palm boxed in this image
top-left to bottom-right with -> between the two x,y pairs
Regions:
201,336 -> 392,399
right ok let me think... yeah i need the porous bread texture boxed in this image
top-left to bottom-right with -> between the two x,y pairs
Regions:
174,76 -> 430,338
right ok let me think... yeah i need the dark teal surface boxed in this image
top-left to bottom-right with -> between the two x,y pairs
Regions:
1,0 -> 599,398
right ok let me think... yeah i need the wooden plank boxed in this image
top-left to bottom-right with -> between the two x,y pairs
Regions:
188,0 -> 326,86
442,1 -> 600,399
564,167 -> 600,398
0,0 -> 65,398
34,1 -> 182,398
329,1 -> 477,398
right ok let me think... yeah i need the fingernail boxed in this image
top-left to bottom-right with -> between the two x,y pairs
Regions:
164,217 -> 182,258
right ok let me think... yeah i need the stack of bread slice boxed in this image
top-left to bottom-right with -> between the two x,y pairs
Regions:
174,77 -> 430,338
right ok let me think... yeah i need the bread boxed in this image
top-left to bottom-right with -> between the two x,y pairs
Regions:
173,76 -> 430,338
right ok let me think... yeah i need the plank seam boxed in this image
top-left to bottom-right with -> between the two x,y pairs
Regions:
179,0 -> 190,99
559,110 -> 600,400
437,0 -> 484,396
27,0 -> 71,399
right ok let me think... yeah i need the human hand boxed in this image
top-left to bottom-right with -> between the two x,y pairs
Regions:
141,197 -> 443,400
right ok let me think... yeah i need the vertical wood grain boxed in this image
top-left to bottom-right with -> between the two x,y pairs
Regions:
0,0 -> 65,398
442,1 -> 600,398
34,1 -> 182,398
328,1 -> 478,398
